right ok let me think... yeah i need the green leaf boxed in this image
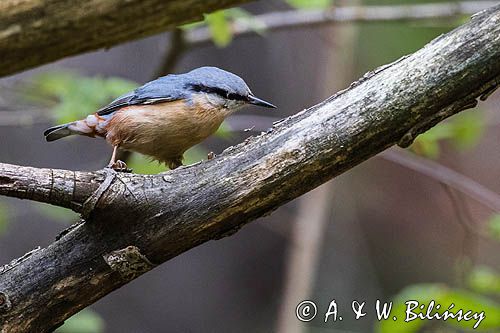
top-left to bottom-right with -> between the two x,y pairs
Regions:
56,309 -> 105,333
411,123 -> 454,158
441,289 -> 500,330
376,284 -> 500,332
376,284 -> 447,333
215,121 -> 233,140
226,8 -> 266,36
182,8 -> 264,42
487,214 -> 500,241
450,112 -> 484,150
205,11 -> 232,47
410,136 -> 441,158
468,266 -> 500,296
285,0 -> 334,9
410,111 -> 484,158
0,201 -> 10,235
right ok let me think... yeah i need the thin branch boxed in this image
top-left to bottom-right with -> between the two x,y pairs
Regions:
0,110 -> 48,126
0,7 -> 499,332
276,183 -> 334,333
381,149 -> 500,212
441,185 -> 480,286
154,29 -> 188,78
186,1 -> 498,45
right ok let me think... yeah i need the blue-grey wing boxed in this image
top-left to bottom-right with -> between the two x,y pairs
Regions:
97,75 -> 189,116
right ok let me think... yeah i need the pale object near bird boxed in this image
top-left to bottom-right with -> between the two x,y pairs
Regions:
43,67 -> 276,170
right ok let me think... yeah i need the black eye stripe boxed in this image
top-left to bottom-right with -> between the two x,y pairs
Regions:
189,84 -> 248,101
227,93 -> 248,101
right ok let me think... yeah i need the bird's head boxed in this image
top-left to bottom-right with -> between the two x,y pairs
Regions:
182,67 -> 276,113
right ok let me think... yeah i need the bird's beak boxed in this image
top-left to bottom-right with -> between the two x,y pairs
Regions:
248,94 -> 276,108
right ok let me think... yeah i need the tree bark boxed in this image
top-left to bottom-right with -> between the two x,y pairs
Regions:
0,0 -> 251,77
0,5 -> 499,332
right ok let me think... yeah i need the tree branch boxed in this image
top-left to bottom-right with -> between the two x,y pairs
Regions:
186,1 -> 499,45
0,163 -> 101,212
0,5 -> 499,332
0,0 -> 252,77
380,150 -> 500,212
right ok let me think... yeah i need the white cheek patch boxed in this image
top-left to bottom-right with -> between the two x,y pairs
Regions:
191,92 -> 226,109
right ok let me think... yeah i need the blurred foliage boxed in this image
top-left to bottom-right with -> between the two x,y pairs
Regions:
215,120 -> 233,140
376,284 -> 500,332
55,309 -> 104,333
468,266 -> 500,296
375,211 -> 500,332
488,214 -> 500,241
0,201 -> 10,235
35,202 -> 79,225
354,0 -> 488,161
182,8 -> 265,47
25,71 -> 137,124
182,0 -> 337,48
128,146 -> 207,174
285,0 -> 334,9
357,0 -> 462,74
204,10 -> 232,47
410,111 -> 485,159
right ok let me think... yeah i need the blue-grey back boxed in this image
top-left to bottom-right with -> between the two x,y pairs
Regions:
97,67 -> 250,116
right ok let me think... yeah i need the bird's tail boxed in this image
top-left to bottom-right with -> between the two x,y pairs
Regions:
44,115 -> 108,142
44,123 -> 76,142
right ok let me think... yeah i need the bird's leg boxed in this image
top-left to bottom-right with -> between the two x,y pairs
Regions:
107,146 -> 118,167
107,146 -> 130,172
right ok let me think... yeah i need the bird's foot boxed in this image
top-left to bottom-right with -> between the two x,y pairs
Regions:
107,160 -> 132,173
207,152 -> 216,160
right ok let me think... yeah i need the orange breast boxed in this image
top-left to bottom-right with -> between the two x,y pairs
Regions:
104,99 -> 226,162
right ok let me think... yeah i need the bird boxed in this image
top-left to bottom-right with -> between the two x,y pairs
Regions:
43,66 -> 276,171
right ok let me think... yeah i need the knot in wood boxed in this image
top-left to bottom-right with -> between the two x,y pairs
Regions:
103,246 -> 154,281
0,292 -> 11,311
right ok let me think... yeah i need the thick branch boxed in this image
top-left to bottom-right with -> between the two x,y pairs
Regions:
0,5 -> 499,332
0,0 -> 251,77
0,163 -> 101,212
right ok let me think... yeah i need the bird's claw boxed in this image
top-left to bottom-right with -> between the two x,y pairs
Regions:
107,160 -> 132,173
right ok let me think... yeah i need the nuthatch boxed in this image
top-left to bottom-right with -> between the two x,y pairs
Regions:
43,67 -> 276,170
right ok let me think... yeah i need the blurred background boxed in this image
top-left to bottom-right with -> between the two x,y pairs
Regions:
1,0 -> 499,332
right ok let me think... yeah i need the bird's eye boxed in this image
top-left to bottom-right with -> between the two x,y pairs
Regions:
227,92 -> 246,101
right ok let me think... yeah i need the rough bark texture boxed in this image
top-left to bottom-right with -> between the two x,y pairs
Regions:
0,5 -> 499,333
0,0 -> 251,77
